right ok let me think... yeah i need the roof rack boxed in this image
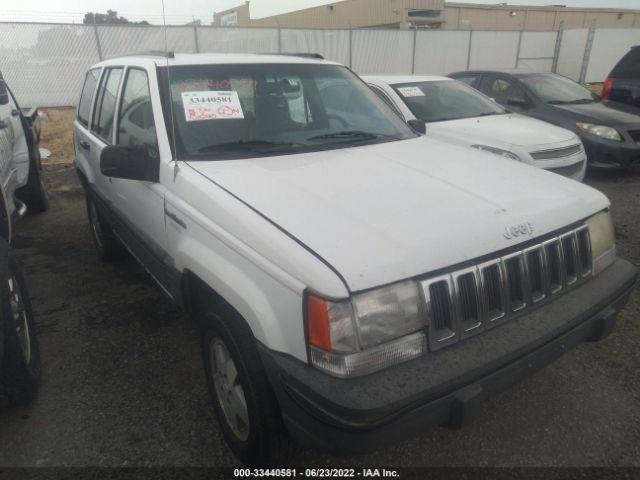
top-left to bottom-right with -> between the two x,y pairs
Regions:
116,51 -> 175,59
271,53 -> 325,60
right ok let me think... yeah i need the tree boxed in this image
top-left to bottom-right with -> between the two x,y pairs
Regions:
83,10 -> 150,25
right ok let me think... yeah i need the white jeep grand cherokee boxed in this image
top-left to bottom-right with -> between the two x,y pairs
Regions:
74,53 -> 637,465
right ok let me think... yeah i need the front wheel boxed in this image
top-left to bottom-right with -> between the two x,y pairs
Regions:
0,241 -> 40,408
201,306 -> 294,466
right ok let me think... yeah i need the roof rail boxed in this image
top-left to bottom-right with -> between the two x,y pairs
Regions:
272,53 -> 325,60
116,51 -> 175,59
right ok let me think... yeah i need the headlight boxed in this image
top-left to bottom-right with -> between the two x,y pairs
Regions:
471,144 -> 520,161
576,123 -> 622,142
586,211 -> 616,275
306,280 -> 426,378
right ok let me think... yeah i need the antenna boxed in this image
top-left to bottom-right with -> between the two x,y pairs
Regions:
161,0 -> 179,180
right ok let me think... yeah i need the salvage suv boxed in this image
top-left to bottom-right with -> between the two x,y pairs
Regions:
74,53 -> 637,465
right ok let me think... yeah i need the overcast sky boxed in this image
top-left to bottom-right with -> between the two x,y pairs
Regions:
2,0 -> 640,24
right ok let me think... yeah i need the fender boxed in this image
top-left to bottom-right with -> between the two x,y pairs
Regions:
172,231 -> 310,361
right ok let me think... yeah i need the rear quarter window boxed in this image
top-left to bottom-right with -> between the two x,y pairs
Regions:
77,68 -> 101,127
611,48 -> 640,77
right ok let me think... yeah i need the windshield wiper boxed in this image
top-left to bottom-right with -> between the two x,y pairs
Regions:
307,130 -> 394,142
197,139 -> 300,153
548,99 -> 595,105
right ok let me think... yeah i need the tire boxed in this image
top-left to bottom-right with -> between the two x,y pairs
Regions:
86,195 -> 125,261
17,152 -> 49,214
201,305 -> 294,466
0,241 -> 40,408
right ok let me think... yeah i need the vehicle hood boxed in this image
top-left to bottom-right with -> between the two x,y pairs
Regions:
427,113 -> 575,148
553,100 -> 640,126
188,137 -> 608,293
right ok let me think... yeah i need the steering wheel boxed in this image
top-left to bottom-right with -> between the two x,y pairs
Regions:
326,114 -> 350,129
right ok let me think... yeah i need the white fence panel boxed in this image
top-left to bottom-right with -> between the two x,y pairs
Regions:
0,23 -> 100,107
556,28 -> 588,81
414,30 -> 470,74
585,28 -> 640,83
197,27 -> 279,54
280,29 -> 350,65
98,25 -> 196,58
469,31 -> 520,70
352,30 -> 413,74
517,31 -> 557,71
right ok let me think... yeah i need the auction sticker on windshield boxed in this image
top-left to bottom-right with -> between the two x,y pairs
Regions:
397,86 -> 425,98
182,91 -> 245,122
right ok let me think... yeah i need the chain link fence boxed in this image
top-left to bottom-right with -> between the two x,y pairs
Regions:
0,21 -> 638,107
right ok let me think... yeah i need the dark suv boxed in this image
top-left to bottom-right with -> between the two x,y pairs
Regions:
603,46 -> 640,108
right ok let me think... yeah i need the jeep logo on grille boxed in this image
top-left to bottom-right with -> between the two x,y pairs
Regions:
504,222 -> 534,240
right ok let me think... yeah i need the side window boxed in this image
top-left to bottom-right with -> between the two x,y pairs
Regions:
91,67 -> 123,143
77,68 -> 100,127
369,85 -> 403,117
117,68 -> 158,155
480,76 -> 526,104
454,75 -> 480,88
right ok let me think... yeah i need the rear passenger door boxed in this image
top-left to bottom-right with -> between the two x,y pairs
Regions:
74,67 -> 100,187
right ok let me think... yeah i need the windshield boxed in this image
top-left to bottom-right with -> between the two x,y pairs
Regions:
161,63 -> 415,159
518,73 -> 597,104
391,80 -> 505,123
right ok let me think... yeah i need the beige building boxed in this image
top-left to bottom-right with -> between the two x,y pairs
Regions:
213,1 -> 640,30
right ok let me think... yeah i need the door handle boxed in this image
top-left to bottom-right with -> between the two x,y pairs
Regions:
79,140 -> 91,151
0,120 -> 5,130
11,109 -> 20,117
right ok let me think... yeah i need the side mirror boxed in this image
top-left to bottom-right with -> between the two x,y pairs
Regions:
100,144 -> 159,182
506,94 -> 529,108
407,119 -> 426,134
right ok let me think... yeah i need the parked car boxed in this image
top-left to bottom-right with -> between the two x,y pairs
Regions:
603,45 -> 640,108
74,53 -> 637,465
0,72 -> 49,214
364,75 -> 586,181
0,72 -> 44,407
449,70 -> 640,169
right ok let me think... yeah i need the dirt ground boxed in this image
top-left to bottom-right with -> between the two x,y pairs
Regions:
0,109 -> 639,467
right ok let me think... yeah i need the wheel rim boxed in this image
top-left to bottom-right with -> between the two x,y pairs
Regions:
209,338 -> 250,441
8,274 -> 31,365
89,202 -> 103,248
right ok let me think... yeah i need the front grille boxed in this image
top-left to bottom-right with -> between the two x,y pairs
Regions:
421,225 -> 591,351
628,130 -> 640,143
530,144 -> 583,160
548,161 -> 584,179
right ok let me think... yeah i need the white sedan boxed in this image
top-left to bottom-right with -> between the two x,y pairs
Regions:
364,75 -> 587,182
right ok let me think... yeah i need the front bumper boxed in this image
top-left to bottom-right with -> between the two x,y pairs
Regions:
259,259 -> 637,453
582,135 -> 640,168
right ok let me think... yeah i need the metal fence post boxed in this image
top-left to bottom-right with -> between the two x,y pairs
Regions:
514,30 -> 523,68
411,28 -> 417,74
466,29 -> 473,69
92,20 -> 103,61
551,21 -> 565,73
349,27 -> 353,69
579,19 -> 597,84
277,25 -> 282,53
193,25 -> 200,53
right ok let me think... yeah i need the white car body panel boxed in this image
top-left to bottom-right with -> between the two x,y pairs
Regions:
188,136 -> 607,294
364,75 -> 587,182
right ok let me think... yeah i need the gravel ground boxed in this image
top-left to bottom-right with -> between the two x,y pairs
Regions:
0,160 -> 638,468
